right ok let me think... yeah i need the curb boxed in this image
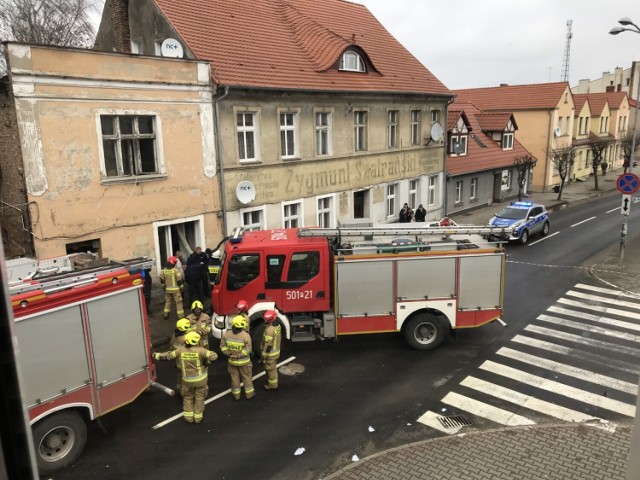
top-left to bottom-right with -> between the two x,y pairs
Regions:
320,421 -> 634,479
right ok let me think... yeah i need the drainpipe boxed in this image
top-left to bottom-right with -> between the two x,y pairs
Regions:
543,110 -> 554,192
214,86 -> 230,235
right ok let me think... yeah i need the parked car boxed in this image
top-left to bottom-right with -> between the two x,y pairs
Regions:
488,202 -> 550,244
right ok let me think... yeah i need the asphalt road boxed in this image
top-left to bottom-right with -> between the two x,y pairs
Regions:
52,192 -> 639,480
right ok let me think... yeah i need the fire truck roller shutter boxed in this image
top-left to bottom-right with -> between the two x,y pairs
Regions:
457,255 -> 503,310
33,410 -> 87,475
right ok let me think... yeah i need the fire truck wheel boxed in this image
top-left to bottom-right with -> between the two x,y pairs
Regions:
404,313 -> 445,350
32,411 -> 87,475
250,318 -> 289,357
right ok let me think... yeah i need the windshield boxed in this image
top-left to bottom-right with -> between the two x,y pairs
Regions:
496,207 -> 528,220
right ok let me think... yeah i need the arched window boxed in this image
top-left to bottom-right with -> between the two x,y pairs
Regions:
339,51 -> 365,72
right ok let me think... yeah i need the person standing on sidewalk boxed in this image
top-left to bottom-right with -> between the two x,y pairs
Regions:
220,316 -> 255,400
153,331 -> 218,424
260,310 -> 281,391
159,256 -> 184,320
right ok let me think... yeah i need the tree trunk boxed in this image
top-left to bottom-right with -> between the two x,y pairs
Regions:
594,167 -> 599,190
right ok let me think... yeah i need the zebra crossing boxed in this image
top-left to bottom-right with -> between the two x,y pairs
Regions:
417,283 -> 640,433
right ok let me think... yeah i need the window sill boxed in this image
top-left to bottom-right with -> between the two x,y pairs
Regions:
101,174 -> 167,185
239,159 -> 262,165
282,157 -> 302,162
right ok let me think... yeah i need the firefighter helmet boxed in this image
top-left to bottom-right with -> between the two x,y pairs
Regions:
263,310 -> 277,323
168,256 -> 178,265
236,300 -> 249,312
191,300 -> 204,311
185,331 -> 201,346
176,318 -> 191,332
211,250 -> 221,259
232,315 -> 248,330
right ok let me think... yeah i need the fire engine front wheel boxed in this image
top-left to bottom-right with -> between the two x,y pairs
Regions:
32,411 -> 87,475
404,313 -> 445,350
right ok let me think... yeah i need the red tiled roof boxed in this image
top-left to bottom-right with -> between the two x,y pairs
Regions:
573,95 -> 589,113
454,82 -> 570,111
446,101 -> 534,176
602,92 -> 628,109
475,112 -> 514,132
153,0 -> 450,95
573,94 -> 608,116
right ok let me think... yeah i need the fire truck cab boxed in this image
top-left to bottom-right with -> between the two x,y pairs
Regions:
212,226 -> 507,351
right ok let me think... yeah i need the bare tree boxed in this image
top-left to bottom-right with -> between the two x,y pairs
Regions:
0,0 -> 98,74
620,129 -> 639,172
550,147 -> 575,200
513,154 -> 537,201
586,136 -> 612,191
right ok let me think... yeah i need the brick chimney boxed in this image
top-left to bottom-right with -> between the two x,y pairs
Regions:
112,0 -> 131,53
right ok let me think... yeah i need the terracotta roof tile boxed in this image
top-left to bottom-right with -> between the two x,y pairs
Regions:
446,101 -> 534,176
574,93 -> 608,116
573,95 -> 589,113
454,82 -> 570,111
475,112 -> 513,132
153,0 -> 450,95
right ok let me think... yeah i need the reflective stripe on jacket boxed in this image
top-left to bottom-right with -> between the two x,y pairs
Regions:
159,346 -> 217,381
161,267 -> 182,292
220,330 -> 252,366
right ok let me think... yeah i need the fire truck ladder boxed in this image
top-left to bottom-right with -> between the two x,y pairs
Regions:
9,257 -> 155,296
297,225 -> 511,238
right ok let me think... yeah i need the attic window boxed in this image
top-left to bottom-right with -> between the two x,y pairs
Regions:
340,51 -> 365,72
471,134 -> 487,148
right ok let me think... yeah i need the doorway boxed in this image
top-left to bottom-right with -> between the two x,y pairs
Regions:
154,216 -> 205,272
353,190 -> 369,219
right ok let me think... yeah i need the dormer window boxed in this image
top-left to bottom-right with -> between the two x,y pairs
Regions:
502,133 -> 514,150
340,50 -> 365,72
449,134 -> 467,155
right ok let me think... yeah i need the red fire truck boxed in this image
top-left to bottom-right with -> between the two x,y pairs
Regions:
9,257 -> 171,475
211,225 -> 508,351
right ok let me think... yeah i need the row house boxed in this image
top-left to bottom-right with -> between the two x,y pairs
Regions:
95,0 -> 452,234
446,101 -> 536,214
455,83 -> 575,192
0,44 -> 220,268
572,92 -> 629,179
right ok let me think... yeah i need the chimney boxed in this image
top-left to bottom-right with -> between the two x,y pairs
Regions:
499,83 -> 508,87
112,0 -> 131,53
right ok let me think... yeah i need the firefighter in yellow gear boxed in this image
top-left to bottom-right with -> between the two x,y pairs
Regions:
160,256 -> 184,320
187,300 -> 211,350
260,310 -> 281,391
153,331 -> 218,424
220,315 -> 254,400
170,318 -> 191,393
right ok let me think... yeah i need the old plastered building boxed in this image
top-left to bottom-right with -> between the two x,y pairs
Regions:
95,0 -> 452,233
1,43 -> 220,267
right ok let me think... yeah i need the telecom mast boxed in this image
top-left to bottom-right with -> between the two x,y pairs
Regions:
561,20 -> 573,82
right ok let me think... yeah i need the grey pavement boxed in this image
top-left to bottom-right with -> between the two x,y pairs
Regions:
324,167 -> 640,480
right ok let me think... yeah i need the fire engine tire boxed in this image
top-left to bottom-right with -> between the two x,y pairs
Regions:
250,317 -> 289,358
32,411 -> 87,475
404,313 -> 445,350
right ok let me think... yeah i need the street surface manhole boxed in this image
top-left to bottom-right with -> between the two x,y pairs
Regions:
437,414 -> 471,429
279,363 -> 305,376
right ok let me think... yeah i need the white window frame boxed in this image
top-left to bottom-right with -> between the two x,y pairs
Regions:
388,110 -> 399,148
340,51 -> 365,72
431,109 -> 441,124
316,194 -> 335,228
355,111 -> 368,151
130,40 -> 142,54
282,200 -> 303,228
96,110 -> 165,181
410,110 -> 421,145
236,111 -> 260,163
428,175 -> 437,206
279,111 -> 299,159
455,181 -> 462,204
470,177 -> 478,200
315,111 -> 332,156
386,183 -> 397,217
240,206 -> 266,231
154,40 -> 162,55
502,133 -> 514,150
450,134 -> 468,155
409,179 -> 418,209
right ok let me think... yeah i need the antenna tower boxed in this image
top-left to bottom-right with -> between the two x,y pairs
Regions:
561,19 -> 573,82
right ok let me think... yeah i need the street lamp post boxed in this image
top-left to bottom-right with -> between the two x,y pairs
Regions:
610,17 -> 640,480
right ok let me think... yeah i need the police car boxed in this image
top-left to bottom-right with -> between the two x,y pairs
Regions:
488,201 -> 550,244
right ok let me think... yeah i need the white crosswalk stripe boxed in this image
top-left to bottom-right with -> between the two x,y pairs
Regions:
417,281 -> 640,433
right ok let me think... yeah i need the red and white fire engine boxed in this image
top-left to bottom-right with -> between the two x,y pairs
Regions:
211,225 -> 508,350
9,256 -> 170,475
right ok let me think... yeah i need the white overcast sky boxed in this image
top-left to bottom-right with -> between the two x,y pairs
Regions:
356,0 -> 639,89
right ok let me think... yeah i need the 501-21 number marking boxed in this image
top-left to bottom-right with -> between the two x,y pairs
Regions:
285,290 -> 313,300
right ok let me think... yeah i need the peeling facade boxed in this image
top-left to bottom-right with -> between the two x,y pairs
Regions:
4,44 -> 220,269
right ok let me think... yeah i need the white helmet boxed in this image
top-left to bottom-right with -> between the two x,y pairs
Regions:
212,250 -> 221,259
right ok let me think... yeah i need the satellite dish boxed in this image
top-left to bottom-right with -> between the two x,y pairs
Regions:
160,38 -> 184,58
236,181 -> 256,205
430,122 -> 444,142
554,127 -> 562,137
